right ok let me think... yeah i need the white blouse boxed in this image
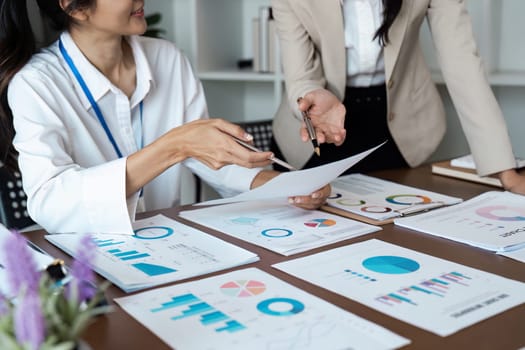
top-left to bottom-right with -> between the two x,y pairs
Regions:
9,32 -> 260,234
342,0 -> 386,87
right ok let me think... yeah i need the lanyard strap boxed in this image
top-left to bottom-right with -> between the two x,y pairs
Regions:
59,38 -> 143,158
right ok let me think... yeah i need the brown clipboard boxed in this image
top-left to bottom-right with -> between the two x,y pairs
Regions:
321,204 -> 394,225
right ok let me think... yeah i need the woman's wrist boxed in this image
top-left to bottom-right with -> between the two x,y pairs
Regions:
250,170 -> 280,189
498,168 -> 520,191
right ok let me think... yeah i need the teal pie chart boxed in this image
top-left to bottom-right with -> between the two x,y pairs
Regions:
362,256 -> 420,274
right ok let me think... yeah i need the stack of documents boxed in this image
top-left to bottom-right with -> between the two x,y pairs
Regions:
46,215 -> 259,292
451,154 -> 525,169
180,200 -> 381,256
395,191 -> 525,252
115,267 -> 410,350
323,174 -> 462,224
274,239 -> 525,336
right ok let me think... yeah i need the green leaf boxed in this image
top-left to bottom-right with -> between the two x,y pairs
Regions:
146,13 -> 162,26
0,331 -> 24,350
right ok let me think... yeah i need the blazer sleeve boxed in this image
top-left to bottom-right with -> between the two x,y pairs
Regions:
271,0 -> 327,112
427,0 -> 516,176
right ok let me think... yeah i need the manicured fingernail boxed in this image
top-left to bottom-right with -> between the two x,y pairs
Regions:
288,198 -> 294,204
245,133 -> 253,141
294,197 -> 302,203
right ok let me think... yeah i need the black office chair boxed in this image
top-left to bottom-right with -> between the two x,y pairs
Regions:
0,166 -> 35,230
239,119 -> 273,152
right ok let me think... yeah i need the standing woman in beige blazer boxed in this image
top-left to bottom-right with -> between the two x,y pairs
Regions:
270,0 -> 525,194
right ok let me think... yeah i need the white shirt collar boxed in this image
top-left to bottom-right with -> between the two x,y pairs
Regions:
59,32 -> 155,110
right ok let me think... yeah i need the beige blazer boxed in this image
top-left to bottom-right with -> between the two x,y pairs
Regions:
271,0 -> 515,176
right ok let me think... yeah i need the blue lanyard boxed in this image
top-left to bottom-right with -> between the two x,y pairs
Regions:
59,38 -> 143,158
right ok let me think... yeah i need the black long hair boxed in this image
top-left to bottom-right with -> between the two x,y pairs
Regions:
375,0 -> 403,46
0,0 -> 93,170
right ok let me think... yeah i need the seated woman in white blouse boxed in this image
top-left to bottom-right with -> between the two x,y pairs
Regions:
0,0 -> 329,234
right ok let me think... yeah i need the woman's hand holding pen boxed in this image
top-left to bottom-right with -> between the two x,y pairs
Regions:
126,118 -> 272,196
298,89 -> 346,146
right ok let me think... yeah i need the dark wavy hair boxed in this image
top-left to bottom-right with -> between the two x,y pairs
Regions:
375,0 -> 403,46
0,0 -> 93,170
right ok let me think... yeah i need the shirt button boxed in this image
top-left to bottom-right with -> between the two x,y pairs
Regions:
388,112 -> 395,121
388,79 -> 394,89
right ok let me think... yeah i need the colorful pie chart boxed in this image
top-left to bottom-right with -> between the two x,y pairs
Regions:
362,256 -> 420,274
386,194 -> 431,205
476,205 -> 525,221
336,198 -> 366,206
304,218 -> 336,228
220,280 -> 266,298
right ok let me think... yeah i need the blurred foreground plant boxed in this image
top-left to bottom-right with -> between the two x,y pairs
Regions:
0,232 -> 111,350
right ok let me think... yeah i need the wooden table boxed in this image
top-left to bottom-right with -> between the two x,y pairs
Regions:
24,165 -> 525,350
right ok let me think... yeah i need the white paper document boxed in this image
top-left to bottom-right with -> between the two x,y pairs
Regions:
46,214 -> 259,292
273,239 -> 525,336
0,224 -> 55,298
180,200 -> 381,256
197,143 -> 384,206
451,154 -> 525,169
326,173 -> 463,221
499,247 -> 525,263
395,191 -> 525,252
115,267 -> 410,350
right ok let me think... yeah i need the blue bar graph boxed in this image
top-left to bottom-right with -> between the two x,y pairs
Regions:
431,278 -> 449,286
151,294 -> 199,313
172,302 -> 214,320
114,250 -> 140,257
388,293 -> 417,305
200,311 -> 229,325
151,293 -> 247,333
120,253 -> 150,260
215,320 -> 246,333
94,238 -> 125,247
450,271 -> 472,279
107,248 -> 150,261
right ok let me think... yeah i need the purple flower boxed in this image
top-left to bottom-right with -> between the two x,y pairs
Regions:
2,230 -> 40,295
67,234 -> 96,302
14,291 -> 45,350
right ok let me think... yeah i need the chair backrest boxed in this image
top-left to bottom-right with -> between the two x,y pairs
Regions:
0,166 -> 35,230
239,119 -> 273,152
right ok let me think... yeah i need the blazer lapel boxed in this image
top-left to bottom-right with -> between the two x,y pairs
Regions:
384,0 -> 413,78
304,0 -> 346,95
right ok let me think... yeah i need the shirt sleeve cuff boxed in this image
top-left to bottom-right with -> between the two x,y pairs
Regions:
82,158 -> 135,234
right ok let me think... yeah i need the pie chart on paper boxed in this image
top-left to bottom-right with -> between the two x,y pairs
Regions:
220,280 -> 267,298
362,256 -> 420,274
304,218 -> 337,228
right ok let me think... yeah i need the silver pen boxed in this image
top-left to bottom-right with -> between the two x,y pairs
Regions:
301,110 -> 320,156
234,138 -> 296,171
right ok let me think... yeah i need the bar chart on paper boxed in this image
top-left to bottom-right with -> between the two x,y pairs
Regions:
46,214 -> 258,292
274,239 -> 525,336
115,268 -> 410,350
